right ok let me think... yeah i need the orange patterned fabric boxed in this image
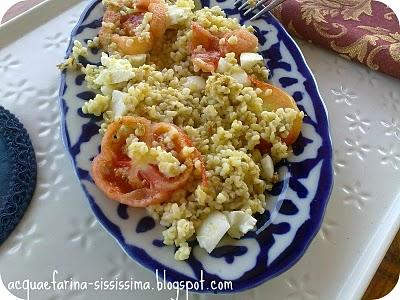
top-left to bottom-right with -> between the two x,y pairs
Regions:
272,0 -> 400,79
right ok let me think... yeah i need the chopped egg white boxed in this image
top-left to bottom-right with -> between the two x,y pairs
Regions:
183,76 -> 206,92
126,135 -> 186,178
109,69 -> 135,84
174,242 -> 191,260
230,69 -> 251,86
94,53 -> 135,85
216,57 -> 232,74
124,54 -> 147,67
101,85 -> 114,97
82,94 -> 110,116
260,154 -> 274,180
240,52 -> 264,71
111,90 -> 128,119
196,211 -> 230,253
167,5 -> 191,25
224,211 -> 257,239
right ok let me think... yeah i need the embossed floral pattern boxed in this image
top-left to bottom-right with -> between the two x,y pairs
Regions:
1,79 -> 35,102
319,219 -> 337,242
331,86 -> 357,106
31,86 -> 69,202
377,146 -> 400,170
380,119 -> 400,141
44,32 -> 68,50
0,54 -> 19,72
286,274 -> 319,300
344,137 -> 371,160
5,223 -> 42,257
68,216 -> 103,250
333,150 -> 346,176
382,91 -> 400,114
345,111 -> 370,134
342,181 -> 370,210
273,0 -> 400,78
107,253 -> 134,280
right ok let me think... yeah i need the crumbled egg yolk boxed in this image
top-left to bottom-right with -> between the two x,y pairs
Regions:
126,135 -> 187,178
94,53 -> 135,85
82,94 -> 110,116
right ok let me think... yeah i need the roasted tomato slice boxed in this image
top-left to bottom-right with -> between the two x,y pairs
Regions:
188,23 -> 259,73
92,117 -> 206,207
121,13 -> 145,36
191,49 -> 221,73
250,76 -> 303,145
190,22 -> 220,52
219,29 -> 258,56
189,23 -> 221,72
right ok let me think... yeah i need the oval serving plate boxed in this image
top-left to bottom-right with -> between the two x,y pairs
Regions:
59,0 -> 333,293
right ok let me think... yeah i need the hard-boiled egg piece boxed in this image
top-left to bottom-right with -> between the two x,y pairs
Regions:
101,85 -> 114,97
230,69 -> 251,86
95,54 -> 135,85
183,76 -> 206,92
109,69 -> 135,84
167,5 -> 191,25
111,90 -> 128,119
240,52 -> 264,71
93,71 -> 110,87
216,57 -> 232,73
260,154 -> 274,180
124,54 -> 147,67
224,211 -> 257,239
197,211 -> 230,253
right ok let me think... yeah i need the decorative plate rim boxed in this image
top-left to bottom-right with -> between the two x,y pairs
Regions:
59,0 -> 334,293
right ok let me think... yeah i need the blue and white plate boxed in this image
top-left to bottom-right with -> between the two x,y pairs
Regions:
59,0 -> 333,293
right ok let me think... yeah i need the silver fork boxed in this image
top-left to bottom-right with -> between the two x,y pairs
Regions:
234,0 -> 286,21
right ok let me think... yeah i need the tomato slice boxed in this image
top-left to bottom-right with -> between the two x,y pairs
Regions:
121,13 -> 145,36
250,76 -> 303,145
188,23 -> 259,73
219,29 -> 258,56
91,117 -> 207,207
191,49 -> 221,73
190,22 -> 220,52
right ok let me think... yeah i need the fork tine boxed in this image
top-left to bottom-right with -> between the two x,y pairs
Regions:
243,0 -> 269,16
238,1 -> 250,11
250,0 -> 285,21
234,0 -> 242,6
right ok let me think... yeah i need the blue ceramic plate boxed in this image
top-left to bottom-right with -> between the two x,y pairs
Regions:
60,0 -> 333,293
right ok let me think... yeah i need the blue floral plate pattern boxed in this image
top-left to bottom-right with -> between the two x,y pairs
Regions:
59,0 -> 333,293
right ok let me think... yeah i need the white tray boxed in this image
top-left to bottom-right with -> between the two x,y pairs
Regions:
0,1 -> 399,299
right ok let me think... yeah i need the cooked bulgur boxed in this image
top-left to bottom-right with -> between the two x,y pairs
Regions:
66,0 -> 304,260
